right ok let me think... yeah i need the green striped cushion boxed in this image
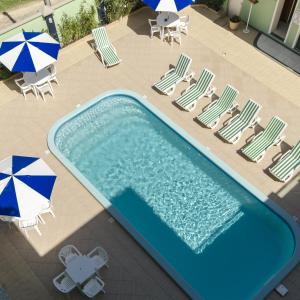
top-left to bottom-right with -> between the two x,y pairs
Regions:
270,141 -> 300,181
154,54 -> 191,93
92,27 -> 120,66
154,72 -> 180,93
176,69 -> 215,108
196,85 -> 238,126
218,99 -> 259,142
92,27 -> 110,48
174,54 -> 192,78
242,116 -> 286,161
100,46 -> 120,66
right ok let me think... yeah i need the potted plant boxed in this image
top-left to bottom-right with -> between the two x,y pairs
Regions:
229,15 -> 241,30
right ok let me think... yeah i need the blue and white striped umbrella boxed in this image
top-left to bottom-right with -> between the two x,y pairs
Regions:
143,0 -> 193,12
0,32 -> 60,73
0,156 -> 56,219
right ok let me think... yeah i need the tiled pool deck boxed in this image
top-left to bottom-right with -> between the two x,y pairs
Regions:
0,6 -> 300,300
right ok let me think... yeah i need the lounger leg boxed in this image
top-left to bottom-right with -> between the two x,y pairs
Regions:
166,85 -> 175,96
187,102 -> 196,112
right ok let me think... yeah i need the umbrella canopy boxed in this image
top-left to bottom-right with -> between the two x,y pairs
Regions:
143,0 -> 193,12
0,155 -> 56,219
0,32 -> 60,73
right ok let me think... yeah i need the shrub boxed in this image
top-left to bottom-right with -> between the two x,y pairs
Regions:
97,0 -> 143,24
195,0 -> 225,11
58,2 -> 98,47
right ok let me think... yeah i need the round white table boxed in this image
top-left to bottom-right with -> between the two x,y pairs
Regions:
23,68 -> 51,86
156,12 -> 180,40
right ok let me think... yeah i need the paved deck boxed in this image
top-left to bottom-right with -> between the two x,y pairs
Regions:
0,6 -> 300,300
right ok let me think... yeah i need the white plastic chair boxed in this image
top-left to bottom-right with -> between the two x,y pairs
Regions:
165,27 -> 182,45
58,245 -> 82,266
148,19 -> 161,39
38,203 -> 55,223
87,246 -> 109,270
36,81 -> 54,102
179,15 -> 189,35
18,216 -> 42,237
47,64 -> 59,85
14,78 -> 35,100
81,276 -> 105,298
53,271 -> 76,294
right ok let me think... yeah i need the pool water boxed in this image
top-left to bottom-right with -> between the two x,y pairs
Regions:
51,93 -> 296,300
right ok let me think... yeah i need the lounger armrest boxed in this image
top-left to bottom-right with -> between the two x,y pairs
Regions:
14,78 -> 24,87
272,150 -> 290,162
224,114 -> 239,126
279,149 -> 291,161
229,102 -> 239,113
182,83 -> 196,95
246,131 -> 263,143
162,68 -> 175,79
203,99 -> 217,112
185,71 -> 195,82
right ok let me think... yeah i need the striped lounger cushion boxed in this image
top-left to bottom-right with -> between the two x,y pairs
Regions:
196,85 -> 238,127
175,69 -> 215,109
154,54 -> 191,94
92,27 -> 121,67
241,116 -> 286,161
269,141 -> 300,181
218,99 -> 260,142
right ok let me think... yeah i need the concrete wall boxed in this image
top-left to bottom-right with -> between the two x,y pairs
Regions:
0,0 -> 97,42
240,0 -> 278,33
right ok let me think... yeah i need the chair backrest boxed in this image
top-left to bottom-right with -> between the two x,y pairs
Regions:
148,19 -> 157,27
290,140 -> 300,159
92,27 -> 110,49
195,68 -> 215,94
180,15 -> 189,25
174,54 -> 192,78
216,84 -> 239,109
262,116 -> 286,141
239,99 -> 260,124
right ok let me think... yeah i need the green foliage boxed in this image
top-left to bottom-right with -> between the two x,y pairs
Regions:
101,0 -> 143,24
58,2 -> 98,47
196,0 -> 225,11
0,65 -> 12,81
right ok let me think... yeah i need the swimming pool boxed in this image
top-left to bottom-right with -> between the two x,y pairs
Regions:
48,90 -> 300,300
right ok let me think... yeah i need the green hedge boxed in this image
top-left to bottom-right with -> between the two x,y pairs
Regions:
58,2 -> 98,47
100,0 -> 144,23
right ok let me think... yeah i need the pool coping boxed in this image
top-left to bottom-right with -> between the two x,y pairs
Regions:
48,89 -> 300,300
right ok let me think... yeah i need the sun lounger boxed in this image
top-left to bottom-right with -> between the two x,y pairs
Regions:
196,84 -> 239,128
241,116 -> 287,163
269,140 -> 300,182
153,53 -> 193,96
175,68 -> 216,111
217,99 -> 261,144
92,27 -> 121,68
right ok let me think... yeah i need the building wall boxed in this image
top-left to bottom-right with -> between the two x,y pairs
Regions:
240,0 -> 278,33
0,0 -> 97,42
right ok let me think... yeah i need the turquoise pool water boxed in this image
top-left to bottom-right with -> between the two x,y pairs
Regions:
50,92 -> 297,300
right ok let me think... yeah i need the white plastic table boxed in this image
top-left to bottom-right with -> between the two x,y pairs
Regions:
23,68 -> 50,86
156,12 -> 180,39
65,255 -> 96,285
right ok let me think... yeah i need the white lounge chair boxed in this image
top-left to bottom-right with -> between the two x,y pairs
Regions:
87,246 -> 109,270
58,245 -> 82,266
92,27 -> 121,68
81,276 -> 105,298
53,272 -> 76,294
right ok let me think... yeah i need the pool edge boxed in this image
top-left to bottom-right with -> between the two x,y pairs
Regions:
48,89 -> 300,300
